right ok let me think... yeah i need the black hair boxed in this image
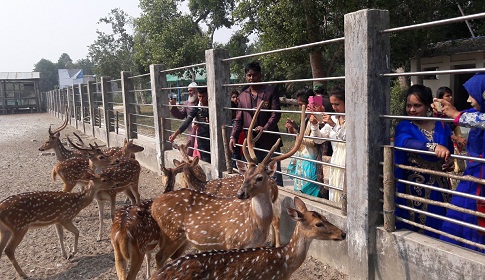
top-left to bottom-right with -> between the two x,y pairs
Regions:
404,84 -> 433,114
295,88 -> 314,105
231,90 -> 239,97
329,86 -> 345,102
436,86 -> 452,98
245,61 -> 261,74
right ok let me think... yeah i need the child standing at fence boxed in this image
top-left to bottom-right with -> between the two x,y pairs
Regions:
440,73 -> 485,252
393,84 -> 454,238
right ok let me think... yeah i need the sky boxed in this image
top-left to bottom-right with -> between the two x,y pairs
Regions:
0,0 -> 235,73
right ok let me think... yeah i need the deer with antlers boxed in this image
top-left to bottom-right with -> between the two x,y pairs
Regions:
0,172 -> 119,278
110,161 -> 186,280
150,102 -> 306,268
172,151 -> 281,247
38,109 -> 89,161
151,196 -> 346,280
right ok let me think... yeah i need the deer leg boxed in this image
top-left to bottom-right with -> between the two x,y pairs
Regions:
60,220 -> 80,258
110,195 -> 117,222
171,241 -> 190,259
54,224 -> 68,259
126,249 -> 144,280
145,252 -> 152,279
112,239 -> 128,280
130,183 -> 141,204
123,189 -> 136,206
4,229 -> 28,278
96,199 -> 106,241
0,223 -> 12,259
154,234 -> 184,269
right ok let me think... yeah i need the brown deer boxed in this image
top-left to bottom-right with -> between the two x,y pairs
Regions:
174,155 -> 282,247
151,102 -> 306,268
110,162 -> 186,280
94,156 -> 142,241
0,172 -> 118,278
38,110 -> 88,161
151,196 -> 346,280
68,137 -> 144,159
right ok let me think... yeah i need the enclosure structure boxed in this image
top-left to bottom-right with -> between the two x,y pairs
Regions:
43,9 -> 485,280
410,36 -> 485,111
0,72 -> 41,114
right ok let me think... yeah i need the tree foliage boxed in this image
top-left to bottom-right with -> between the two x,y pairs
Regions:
34,59 -> 58,92
88,8 -> 136,78
133,0 -> 210,77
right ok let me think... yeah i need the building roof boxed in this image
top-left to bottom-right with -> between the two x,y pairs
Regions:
0,72 -> 41,80
421,36 -> 485,57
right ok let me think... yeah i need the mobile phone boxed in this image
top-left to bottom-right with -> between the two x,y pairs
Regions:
309,96 -> 323,107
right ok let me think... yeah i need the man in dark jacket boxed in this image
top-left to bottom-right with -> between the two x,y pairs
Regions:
229,61 -> 283,186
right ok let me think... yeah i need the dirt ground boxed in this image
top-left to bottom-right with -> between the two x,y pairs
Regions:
0,113 -> 348,280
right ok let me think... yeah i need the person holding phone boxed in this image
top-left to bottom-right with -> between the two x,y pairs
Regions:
285,88 -> 325,197
309,86 -> 346,203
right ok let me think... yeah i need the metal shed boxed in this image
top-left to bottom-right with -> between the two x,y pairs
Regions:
0,72 -> 41,114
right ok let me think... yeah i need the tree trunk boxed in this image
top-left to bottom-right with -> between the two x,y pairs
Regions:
309,50 -> 327,86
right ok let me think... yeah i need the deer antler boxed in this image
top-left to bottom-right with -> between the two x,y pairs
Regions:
67,135 -> 97,152
263,104 -> 306,166
49,107 -> 69,135
244,102 -> 306,167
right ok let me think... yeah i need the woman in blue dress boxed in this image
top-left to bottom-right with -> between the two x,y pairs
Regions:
394,84 -> 454,238
440,73 -> 485,251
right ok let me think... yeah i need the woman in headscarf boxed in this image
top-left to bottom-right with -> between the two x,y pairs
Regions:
440,73 -> 485,252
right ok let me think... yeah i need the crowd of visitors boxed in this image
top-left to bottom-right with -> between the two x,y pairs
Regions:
166,61 -> 484,252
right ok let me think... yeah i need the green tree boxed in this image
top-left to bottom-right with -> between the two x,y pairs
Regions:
73,58 -> 95,75
187,0 -> 236,46
88,8 -> 136,78
34,59 -> 58,92
56,53 -> 74,69
134,0 -> 210,77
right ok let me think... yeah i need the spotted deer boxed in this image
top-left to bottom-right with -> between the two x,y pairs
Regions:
151,196 -> 346,280
69,137 -> 144,159
173,155 -> 281,247
151,102 -> 306,268
94,157 -> 142,241
110,162 -> 186,280
38,109 -> 88,161
0,172 -> 117,278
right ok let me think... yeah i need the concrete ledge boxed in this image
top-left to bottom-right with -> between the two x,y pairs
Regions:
375,227 -> 485,279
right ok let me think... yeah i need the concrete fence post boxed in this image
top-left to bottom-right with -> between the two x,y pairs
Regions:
205,49 -> 232,179
344,9 -> 390,280
121,71 -> 137,140
150,64 -> 171,169
78,84 -> 86,133
101,77 -> 113,146
87,81 -> 96,137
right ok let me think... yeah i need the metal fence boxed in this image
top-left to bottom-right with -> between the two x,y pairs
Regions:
42,9 -> 485,279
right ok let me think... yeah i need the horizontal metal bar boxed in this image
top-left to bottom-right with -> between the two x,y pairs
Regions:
380,115 -> 454,122
393,146 -> 485,163
381,12 -> 485,34
159,63 -> 206,73
381,68 -> 485,78
127,73 -> 151,79
224,76 -> 345,88
132,122 -> 155,129
397,178 -> 485,202
223,37 -> 345,62
130,113 -> 154,118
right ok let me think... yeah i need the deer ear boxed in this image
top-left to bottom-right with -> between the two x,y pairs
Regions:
287,207 -> 304,222
293,196 -> 308,212
236,160 -> 247,175
55,132 -> 60,138
266,161 -> 277,177
173,159 -> 182,166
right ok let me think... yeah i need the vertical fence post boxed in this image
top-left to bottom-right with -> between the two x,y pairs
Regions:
344,9 -> 390,280
150,64 -> 170,170
78,84 -> 86,133
383,145 -> 396,232
56,89 -> 60,117
101,77 -> 113,146
121,71 -> 137,140
205,49 -> 232,179
87,80 -> 96,137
